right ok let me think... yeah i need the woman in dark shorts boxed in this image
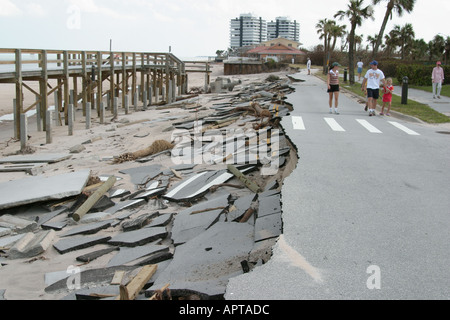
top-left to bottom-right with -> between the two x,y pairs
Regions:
327,62 -> 341,114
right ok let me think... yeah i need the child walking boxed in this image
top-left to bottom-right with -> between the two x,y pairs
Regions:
380,78 -> 394,116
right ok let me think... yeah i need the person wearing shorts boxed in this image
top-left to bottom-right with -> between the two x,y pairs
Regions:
327,62 -> 341,114
357,59 -> 364,81
361,61 -> 385,116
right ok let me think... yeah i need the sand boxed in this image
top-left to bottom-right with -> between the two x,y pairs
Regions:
0,63 -> 297,300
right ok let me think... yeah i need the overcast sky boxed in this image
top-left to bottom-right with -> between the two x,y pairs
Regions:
1,0 -> 449,58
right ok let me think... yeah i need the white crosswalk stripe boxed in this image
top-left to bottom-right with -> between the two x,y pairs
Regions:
388,121 -> 420,135
324,118 -> 346,132
291,116 -> 421,136
292,116 -> 305,130
356,119 -> 382,133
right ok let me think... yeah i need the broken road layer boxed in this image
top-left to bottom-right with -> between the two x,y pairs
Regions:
0,68 -> 299,300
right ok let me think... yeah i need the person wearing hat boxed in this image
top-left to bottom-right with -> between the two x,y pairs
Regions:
327,62 -> 341,114
432,61 -> 445,99
361,61 -> 386,116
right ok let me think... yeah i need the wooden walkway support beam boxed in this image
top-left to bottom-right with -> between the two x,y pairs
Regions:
0,48 -> 214,148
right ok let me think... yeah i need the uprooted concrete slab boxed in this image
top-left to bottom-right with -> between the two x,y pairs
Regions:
0,169 -> 91,210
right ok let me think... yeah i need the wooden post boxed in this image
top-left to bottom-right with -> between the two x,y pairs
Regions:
86,102 -> 91,129
36,95 -> 42,132
227,164 -> 262,193
110,52 -> 115,114
15,49 -> 23,139
122,52 -> 126,110
72,176 -> 117,222
81,51 -> 87,117
20,114 -> 27,151
165,54 -> 171,104
64,51 -> 70,125
132,53 -> 137,106
40,50 -> 49,130
97,51 -> 103,117
46,110 -> 52,144
68,104 -> 74,136
140,53 -> 145,102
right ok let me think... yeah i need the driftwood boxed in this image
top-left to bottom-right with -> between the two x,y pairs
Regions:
233,101 -> 272,129
113,140 -> 174,164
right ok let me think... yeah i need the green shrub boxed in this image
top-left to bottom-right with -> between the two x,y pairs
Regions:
395,64 -> 449,86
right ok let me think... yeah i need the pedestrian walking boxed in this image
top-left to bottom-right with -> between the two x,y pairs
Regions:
307,58 -> 312,75
361,61 -> 386,117
380,78 -> 394,116
432,61 -> 445,99
327,62 -> 341,115
357,59 -> 364,81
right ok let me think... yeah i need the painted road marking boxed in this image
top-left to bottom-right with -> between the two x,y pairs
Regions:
324,117 -> 346,132
292,116 -> 305,130
356,119 -> 382,133
388,121 -> 420,136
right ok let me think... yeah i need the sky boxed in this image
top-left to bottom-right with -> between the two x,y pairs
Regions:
0,0 -> 449,58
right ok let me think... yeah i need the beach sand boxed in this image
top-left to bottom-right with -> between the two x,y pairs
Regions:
0,63 -> 297,300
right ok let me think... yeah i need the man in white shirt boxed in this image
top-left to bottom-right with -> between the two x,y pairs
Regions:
307,58 -> 311,75
361,61 -> 386,116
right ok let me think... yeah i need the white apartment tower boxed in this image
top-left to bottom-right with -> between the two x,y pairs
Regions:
267,17 -> 300,42
230,14 -> 267,48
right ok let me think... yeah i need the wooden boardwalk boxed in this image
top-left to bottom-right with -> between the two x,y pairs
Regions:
0,48 -> 211,147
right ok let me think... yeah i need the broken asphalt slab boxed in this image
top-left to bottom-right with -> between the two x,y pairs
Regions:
0,169 -> 91,210
107,227 -> 168,247
147,221 -> 254,298
53,235 -> 112,254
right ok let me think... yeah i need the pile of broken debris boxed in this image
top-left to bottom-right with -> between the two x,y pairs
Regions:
0,75 -> 299,300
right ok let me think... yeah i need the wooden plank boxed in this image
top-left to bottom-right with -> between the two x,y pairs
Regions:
111,270 -> 126,285
72,175 -> 117,222
118,265 -> 157,300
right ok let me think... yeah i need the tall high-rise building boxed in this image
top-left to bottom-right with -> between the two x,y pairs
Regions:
267,17 -> 300,42
230,14 -> 267,49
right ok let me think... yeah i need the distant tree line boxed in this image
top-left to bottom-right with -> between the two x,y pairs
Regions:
308,0 -> 450,84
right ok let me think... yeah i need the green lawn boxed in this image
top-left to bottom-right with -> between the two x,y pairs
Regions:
409,84 -> 450,98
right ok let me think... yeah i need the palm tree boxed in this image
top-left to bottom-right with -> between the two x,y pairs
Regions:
411,39 -> 428,61
372,0 -> 416,58
335,0 -> 374,85
367,34 -> 379,52
389,24 -> 415,59
316,19 -> 336,74
330,24 -> 347,52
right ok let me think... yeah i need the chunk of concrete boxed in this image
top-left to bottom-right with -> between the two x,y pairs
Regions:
145,213 -> 173,228
258,193 -> 281,217
119,164 -> 164,185
254,212 -> 282,242
0,215 -> 38,234
0,153 -> 72,164
163,170 -> 234,202
8,230 -> 56,259
108,227 -> 168,247
121,212 -> 159,231
107,243 -> 170,267
148,222 -> 254,298
60,221 -> 113,237
0,169 -> 90,210
53,235 -> 112,254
